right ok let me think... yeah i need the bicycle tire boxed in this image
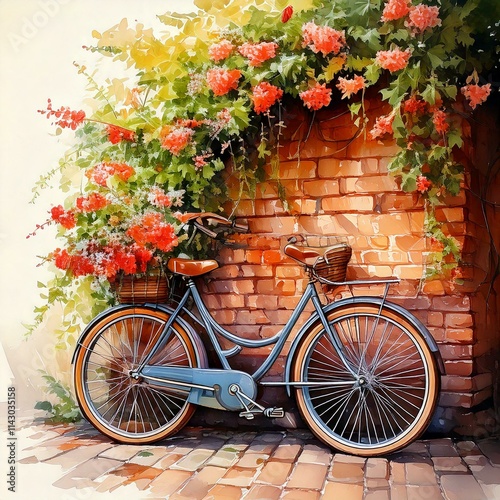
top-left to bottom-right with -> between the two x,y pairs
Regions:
73,306 -> 205,444
292,302 -> 440,456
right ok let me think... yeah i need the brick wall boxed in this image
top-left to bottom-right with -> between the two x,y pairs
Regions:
196,95 -> 500,435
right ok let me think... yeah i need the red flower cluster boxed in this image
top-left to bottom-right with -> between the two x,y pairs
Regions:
302,22 -> 346,56
53,243 -> 154,279
76,192 -> 110,213
85,162 -> 135,186
251,82 -> 284,114
336,75 -> 365,99
148,187 -> 172,208
369,113 -> 394,140
238,42 -> 278,67
432,109 -> 449,134
51,205 -> 76,229
299,83 -> 332,111
160,127 -> 194,155
416,175 -> 432,193
461,83 -> 491,109
38,99 -> 86,130
208,40 -> 234,62
106,124 -> 136,144
127,213 -> 179,252
403,94 -> 427,114
375,47 -> 411,72
405,4 -> 441,34
206,68 -> 242,96
381,0 -> 410,22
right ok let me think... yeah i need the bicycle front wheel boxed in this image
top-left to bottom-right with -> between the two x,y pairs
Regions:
74,306 -> 205,444
292,303 -> 440,456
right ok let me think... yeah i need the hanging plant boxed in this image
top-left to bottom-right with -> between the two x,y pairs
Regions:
30,0 -> 498,338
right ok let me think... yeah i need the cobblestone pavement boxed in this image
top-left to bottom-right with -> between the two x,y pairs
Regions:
12,414 -> 500,500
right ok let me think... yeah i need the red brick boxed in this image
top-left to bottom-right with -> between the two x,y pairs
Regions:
381,193 -> 423,211
346,135 -> 400,158
422,280 -> 446,296
236,310 -> 270,325
369,236 -> 390,249
209,279 -> 255,295
213,309 -> 237,325
394,265 -> 424,279
303,179 -> 340,196
263,250 -> 283,264
340,176 -> 399,194
445,313 -> 474,328
441,376 -> 473,392
428,312 -> 444,327
435,207 -> 465,223
246,250 -> 263,264
446,328 -> 474,343
318,158 -> 359,177
249,216 -> 297,234
228,200 -> 255,216
432,296 -> 471,311
376,214 -> 413,235
240,265 -> 274,277
322,195 -> 374,212
362,251 -> 409,264
271,160 -> 317,179
246,295 -> 279,310
395,235 -> 426,251
445,360 -> 473,376
439,392 -> 473,408
275,266 -> 303,278
298,214 -> 357,235
439,344 -> 473,360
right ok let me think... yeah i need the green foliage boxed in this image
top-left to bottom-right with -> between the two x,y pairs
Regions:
35,374 -> 82,424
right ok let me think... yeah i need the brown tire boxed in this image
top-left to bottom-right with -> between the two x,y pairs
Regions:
292,303 -> 440,456
73,306 -> 205,444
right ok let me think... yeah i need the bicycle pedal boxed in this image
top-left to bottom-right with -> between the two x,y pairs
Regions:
239,411 -> 255,420
264,407 -> 284,418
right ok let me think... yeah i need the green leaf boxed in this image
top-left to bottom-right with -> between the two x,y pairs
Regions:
348,102 -> 362,116
364,63 -> 381,85
427,45 -> 446,69
137,451 -> 154,457
447,130 -> 463,149
35,401 -> 53,412
422,83 -> 436,105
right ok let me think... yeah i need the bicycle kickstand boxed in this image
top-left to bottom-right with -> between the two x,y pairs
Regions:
229,384 -> 284,420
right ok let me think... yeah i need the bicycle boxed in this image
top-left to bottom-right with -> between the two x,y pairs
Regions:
72,212 -> 444,457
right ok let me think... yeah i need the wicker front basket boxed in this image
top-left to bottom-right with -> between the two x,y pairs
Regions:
312,243 -> 352,283
112,274 -> 169,304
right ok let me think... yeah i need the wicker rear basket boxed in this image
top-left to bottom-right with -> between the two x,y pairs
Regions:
112,274 -> 169,304
312,243 -> 352,283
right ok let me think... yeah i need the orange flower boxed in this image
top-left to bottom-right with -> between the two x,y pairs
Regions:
336,75 -> 365,99
416,175 -> 432,193
299,83 -> 332,111
50,205 -> 76,229
38,99 -> 86,130
302,22 -> 346,56
403,94 -> 426,114
405,5 -> 441,34
106,124 -> 136,144
375,47 -> 411,72
238,42 -> 278,67
251,82 -> 284,114
206,68 -> 242,96
85,162 -> 135,186
160,127 -> 194,156
461,83 -> 491,109
432,109 -> 449,134
381,0 -> 410,22
208,40 -> 234,62
76,192 -> 109,213
369,113 -> 394,140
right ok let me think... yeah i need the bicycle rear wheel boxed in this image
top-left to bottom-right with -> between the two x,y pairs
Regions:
73,306 -> 205,444
292,303 -> 440,456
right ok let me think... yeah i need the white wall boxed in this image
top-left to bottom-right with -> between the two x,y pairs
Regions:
0,0 -> 196,407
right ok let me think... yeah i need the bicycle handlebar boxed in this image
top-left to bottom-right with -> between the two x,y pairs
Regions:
179,212 -> 248,239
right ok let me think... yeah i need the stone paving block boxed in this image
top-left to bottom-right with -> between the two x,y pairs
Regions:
297,444 -> 331,465
428,439 -> 459,458
128,446 -> 169,466
43,442 -> 115,470
431,456 -> 468,472
390,484 -> 408,500
364,489 -> 390,500
334,453 -> 366,464
175,465 -> 227,499
323,481 -> 364,499
255,460 -> 293,485
390,462 -> 406,484
366,478 -> 390,489
469,462 -> 500,486
456,440 -> 482,457
203,484 -> 244,499
171,447 -> 217,471
328,460 -> 365,483
148,469 -> 193,497
440,474 -> 488,500
366,457 -> 389,479
286,462 -> 329,490
99,444 -> 144,461
477,438 -> 500,467
52,457 -> 122,489
401,442 -> 429,455
405,462 -> 439,486
205,447 -> 240,468
406,484 -> 444,499
245,483 -> 282,500
271,443 -> 302,462
282,489 -> 322,499
153,452 -> 184,468
235,452 -> 269,468
219,467 -> 258,487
